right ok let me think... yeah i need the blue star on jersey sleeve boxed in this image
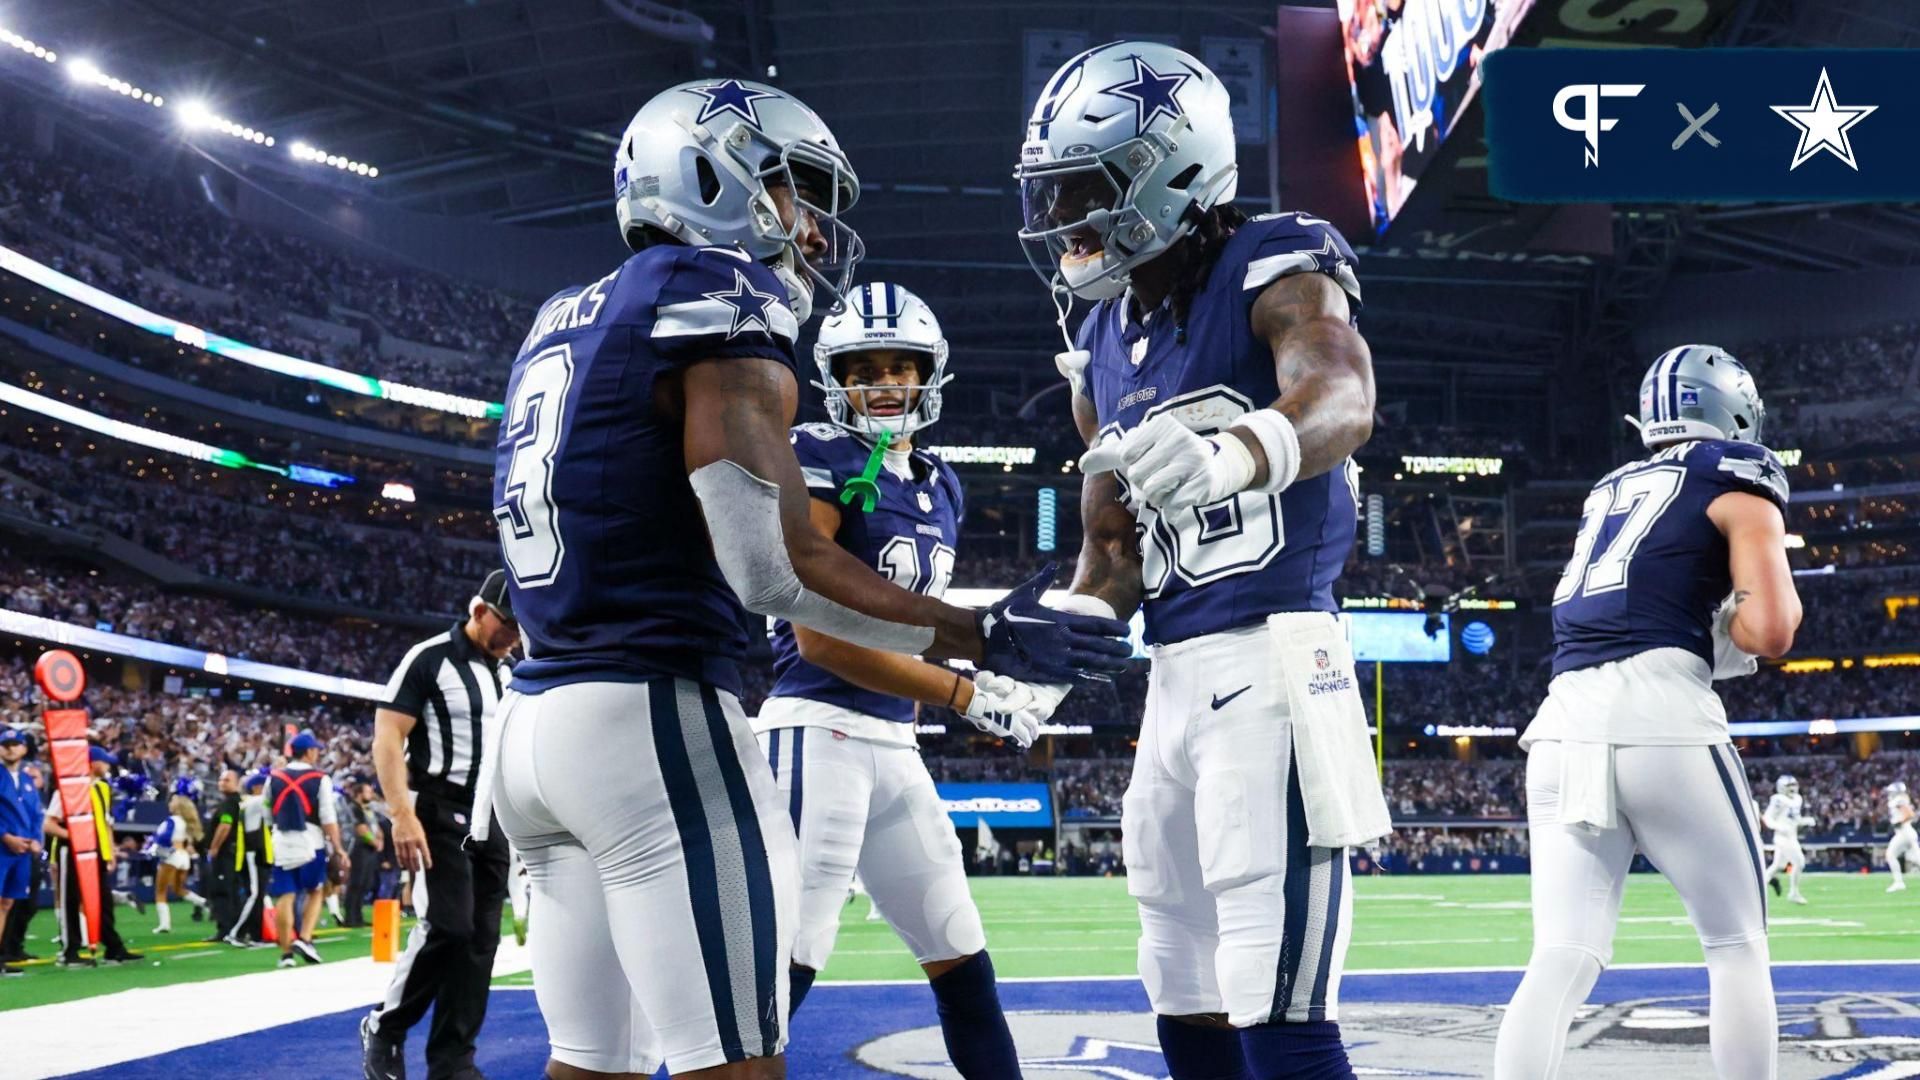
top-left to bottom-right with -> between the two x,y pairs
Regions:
647,247 -> 800,369
1700,441 -> 1791,511
1238,211 -> 1363,313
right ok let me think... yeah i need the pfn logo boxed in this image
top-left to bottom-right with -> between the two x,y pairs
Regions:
1553,83 -> 1645,167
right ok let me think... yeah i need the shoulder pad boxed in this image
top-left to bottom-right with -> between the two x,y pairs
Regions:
1237,211 -> 1362,309
1694,440 -> 1791,510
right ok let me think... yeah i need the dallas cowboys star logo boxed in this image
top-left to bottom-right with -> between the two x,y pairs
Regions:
705,269 -> 782,338
1770,67 -> 1876,171
684,79 -> 777,128
1101,55 -> 1193,136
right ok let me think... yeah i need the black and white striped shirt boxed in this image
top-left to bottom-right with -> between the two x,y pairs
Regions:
382,622 -> 505,806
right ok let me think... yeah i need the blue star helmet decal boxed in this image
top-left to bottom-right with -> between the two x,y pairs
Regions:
1101,55 -> 1194,136
684,79 -> 778,128
705,268 -> 783,338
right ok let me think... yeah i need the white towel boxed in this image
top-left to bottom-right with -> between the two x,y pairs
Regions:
1711,592 -> 1759,681
466,688 -> 512,843
1555,740 -> 1617,832
1268,613 -> 1393,848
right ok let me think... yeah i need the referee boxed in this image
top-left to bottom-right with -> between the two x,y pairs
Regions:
363,572 -> 515,1080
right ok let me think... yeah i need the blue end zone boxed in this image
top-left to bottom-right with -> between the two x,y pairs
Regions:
67,964 -> 1920,1079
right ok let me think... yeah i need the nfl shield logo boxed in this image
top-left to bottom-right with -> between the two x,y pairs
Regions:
917,491 -> 933,512
1679,388 -> 1700,407
1130,338 -> 1149,366
1314,649 -> 1330,670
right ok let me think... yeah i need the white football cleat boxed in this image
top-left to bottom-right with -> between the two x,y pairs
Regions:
1889,881 -> 1908,893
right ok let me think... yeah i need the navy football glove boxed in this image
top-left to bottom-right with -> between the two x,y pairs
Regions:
975,564 -> 1133,683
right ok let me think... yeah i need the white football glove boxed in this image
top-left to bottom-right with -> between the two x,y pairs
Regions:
965,671 -> 1054,749
1079,413 -> 1255,512
1710,592 -> 1758,681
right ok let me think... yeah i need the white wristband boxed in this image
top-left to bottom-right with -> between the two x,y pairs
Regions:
1048,592 -> 1119,621
1229,408 -> 1302,495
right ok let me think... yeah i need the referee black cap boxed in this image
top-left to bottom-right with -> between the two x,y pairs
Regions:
477,569 -> 515,623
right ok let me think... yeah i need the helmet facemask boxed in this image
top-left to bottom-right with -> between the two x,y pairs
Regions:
814,345 -> 951,441
736,136 -> 863,321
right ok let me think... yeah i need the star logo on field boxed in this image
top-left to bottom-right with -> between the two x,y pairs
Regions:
705,269 -> 782,338
1101,55 -> 1193,136
1017,1036 -> 1169,1078
1770,67 -> 1876,171
685,79 -> 777,128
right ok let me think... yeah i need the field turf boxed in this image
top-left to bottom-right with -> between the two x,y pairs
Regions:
10,871 -> 1915,1011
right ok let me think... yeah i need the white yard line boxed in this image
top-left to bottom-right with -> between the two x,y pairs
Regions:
0,941 -> 530,1079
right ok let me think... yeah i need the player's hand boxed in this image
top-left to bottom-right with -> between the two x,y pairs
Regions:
1,834 -> 26,855
1079,413 -> 1254,512
976,565 -> 1132,683
1710,592 -> 1759,681
391,812 -> 432,872
964,672 -> 1042,748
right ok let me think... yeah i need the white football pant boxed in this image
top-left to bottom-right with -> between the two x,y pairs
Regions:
1494,740 -> 1776,1080
759,720 -> 985,970
1123,624 -> 1353,1028
1889,826 -> 1919,884
491,679 -> 798,1075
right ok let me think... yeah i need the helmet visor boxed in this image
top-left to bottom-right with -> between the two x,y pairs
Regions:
1018,158 -> 1124,237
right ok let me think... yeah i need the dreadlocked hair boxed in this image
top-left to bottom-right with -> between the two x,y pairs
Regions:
1169,203 -> 1249,332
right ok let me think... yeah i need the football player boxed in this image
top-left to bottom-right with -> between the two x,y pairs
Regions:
1761,774 -> 1812,905
483,82 -> 1132,1080
757,282 -> 1056,1077
1494,345 -> 1799,1079
1016,41 -> 1385,1080
1887,781 -> 1916,892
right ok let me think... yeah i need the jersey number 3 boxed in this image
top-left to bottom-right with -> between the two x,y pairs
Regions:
1552,465 -> 1684,605
494,344 -> 574,587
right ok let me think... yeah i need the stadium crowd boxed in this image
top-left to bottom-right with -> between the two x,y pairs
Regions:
0,144 -> 529,397
0,553 -> 416,681
0,444 -> 492,618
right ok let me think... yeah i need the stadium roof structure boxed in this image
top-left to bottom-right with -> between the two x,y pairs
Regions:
17,0 -> 1920,444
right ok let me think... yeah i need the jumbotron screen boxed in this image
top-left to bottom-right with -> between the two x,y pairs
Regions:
1338,0 -> 1536,233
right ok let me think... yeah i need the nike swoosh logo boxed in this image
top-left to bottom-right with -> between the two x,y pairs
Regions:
1211,685 -> 1252,711
1006,612 -> 1057,624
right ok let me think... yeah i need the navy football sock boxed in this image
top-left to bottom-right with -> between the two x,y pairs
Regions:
1156,1016 -> 1252,1080
929,951 -> 1022,1079
789,965 -> 818,1017
1239,1020 -> 1353,1080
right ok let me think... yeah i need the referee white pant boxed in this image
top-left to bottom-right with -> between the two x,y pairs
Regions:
492,678 -> 798,1075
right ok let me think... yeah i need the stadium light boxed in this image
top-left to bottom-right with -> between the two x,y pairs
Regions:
0,26 -> 57,63
64,56 -> 163,108
288,140 -> 378,178
177,98 -> 213,129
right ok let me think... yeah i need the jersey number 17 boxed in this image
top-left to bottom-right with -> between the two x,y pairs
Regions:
1551,465 -> 1685,606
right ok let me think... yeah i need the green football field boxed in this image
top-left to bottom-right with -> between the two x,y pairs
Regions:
10,872 -> 1915,1009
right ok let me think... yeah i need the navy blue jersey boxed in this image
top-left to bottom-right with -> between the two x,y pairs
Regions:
494,244 -> 801,697
766,424 -> 963,723
1551,439 -> 1790,676
1079,211 -> 1364,645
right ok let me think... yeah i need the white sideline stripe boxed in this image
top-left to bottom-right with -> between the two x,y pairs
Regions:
0,941 -> 530,1079
809,956 -> 1920,988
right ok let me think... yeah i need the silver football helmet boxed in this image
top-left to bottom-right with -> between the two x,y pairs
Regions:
1778,775 -> 1799,797
1630,344 -> 1767,449
614,79 -> 862,321
813,282 -> 951,439
1890,781 -> 1910,797
1014,41 -> 1239,302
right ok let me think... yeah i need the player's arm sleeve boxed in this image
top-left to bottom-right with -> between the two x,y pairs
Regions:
317,778 -> 339,826
646,248 -> 801,369
1241,213 -> 1363,314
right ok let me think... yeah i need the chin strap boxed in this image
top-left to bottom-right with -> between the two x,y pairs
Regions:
1050,280 -> 1091,397
839,436 -> 890,513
